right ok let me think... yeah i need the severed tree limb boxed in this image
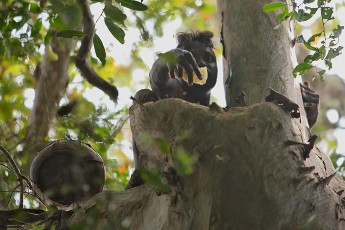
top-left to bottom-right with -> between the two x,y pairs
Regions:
75,0 -> 118,102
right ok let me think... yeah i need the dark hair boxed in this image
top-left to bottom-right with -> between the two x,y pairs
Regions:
176,30 -> 214,49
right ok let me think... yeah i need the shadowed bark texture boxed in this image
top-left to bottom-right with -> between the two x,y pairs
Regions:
65,99 -> 345,229
62,0 -> 345,229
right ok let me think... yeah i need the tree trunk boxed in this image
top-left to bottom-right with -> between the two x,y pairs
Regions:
64,0 -> 345,229
23,37 -> 75,169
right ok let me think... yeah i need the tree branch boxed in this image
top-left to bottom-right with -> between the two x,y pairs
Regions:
0,146 -> 31,209
76,0 -> 118,102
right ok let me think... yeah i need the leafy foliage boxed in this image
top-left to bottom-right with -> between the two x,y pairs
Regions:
263,0 -> 344,79
0,0 -> 218,217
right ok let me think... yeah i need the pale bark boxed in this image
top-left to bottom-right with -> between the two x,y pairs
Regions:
66,99 -> 345,229
24,37 -> 75,158
218,0 -> 301,106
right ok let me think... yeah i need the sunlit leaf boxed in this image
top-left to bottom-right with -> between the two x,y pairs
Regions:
293,62 -> 313,77
3,64 -> 27,76
262,2 -> 286,12
276,6 -> 289,23
307,32 -> 322,43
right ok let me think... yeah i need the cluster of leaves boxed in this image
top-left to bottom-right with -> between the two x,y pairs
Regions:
263,0 -> 344,80
0,1 -> 43,62
56,0 -> 148,66
0,66 -> 34,210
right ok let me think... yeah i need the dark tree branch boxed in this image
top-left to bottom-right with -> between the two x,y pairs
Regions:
76,0 -> 118,102
0,146 -> 31,209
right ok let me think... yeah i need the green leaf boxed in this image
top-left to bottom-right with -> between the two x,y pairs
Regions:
93,34 -> 106,66
304,42 -> 318,51
140,169 -> 171,193
330,25 -> 344,39
316,69 -> 326,79
329,40 -> 337,47
299,33 -> 321,52
47,205 -> 59,212
173,147 -> 197,175
155,138 -> 170,154
304,46 -> 326,63
56,30 -> 84,38
325,59 -> 332,69
325,46 -> 343,60
303,0 -> 315,3
276,6 -> 289,23
44,30 -> 52,45
293,62 -> 313,77
307,32 -> 322,43
116,0 -> 148,11
104,17 -> 125,44
31,19 -> 42,38
262,2 -> 286,13
321,7 -> 333,20
293,8 -> 318,22
319,45 -> 326,59
317,0 -> 327,7
305,53 -> 319,63
104,4 -> 127,23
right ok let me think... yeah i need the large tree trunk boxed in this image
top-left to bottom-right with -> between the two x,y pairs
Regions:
219,0 -> 300,106
64,0 -> 345,229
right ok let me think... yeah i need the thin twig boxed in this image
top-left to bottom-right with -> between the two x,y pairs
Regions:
94,8 -> 105,28
130,96 -> 148,111
0,162 -> 15,173
6,184 -> 21,210
0,146 -> 30,209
